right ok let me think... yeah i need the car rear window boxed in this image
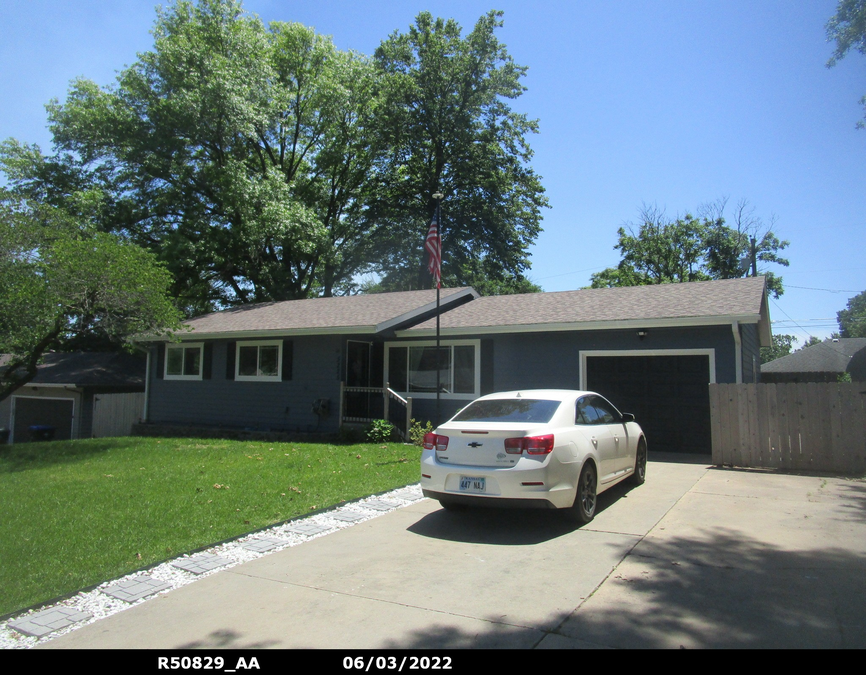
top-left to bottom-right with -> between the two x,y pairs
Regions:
452,399 -> 561,423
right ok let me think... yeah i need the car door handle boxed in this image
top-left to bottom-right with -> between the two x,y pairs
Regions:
591,436 -> 598,447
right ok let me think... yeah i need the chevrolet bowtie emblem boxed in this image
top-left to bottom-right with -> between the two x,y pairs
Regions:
467,442 -> 483,448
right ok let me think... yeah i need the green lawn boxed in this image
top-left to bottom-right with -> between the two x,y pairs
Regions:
0,436 -> 421,618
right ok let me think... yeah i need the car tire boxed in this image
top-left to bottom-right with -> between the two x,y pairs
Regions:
566,462 -> 597,524
628,438 -> 647,486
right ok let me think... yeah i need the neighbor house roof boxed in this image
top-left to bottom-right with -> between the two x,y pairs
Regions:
400,276 -> 771,344
10,352 -> 145,388
168,287 -> 477,340
761,338 -> 866,375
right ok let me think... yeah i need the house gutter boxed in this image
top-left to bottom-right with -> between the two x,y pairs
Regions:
732,320 -> 743,384
397,314 -> 763,338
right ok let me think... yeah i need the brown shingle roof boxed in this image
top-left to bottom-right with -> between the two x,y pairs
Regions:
404,277 -> 770,336
177,287 -> 475,338
8,352 -> 145,388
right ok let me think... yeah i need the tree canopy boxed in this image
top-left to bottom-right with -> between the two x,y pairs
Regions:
3,1 -> 546,311
760,334 -> 797,364
589,200 -> 789,298
368,10 -> 547,292
837,290 -> 866,337
0,189 -> 183,401
826,0 -> 866,127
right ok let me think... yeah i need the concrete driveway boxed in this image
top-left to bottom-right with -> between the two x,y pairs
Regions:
43,455 -> 866,649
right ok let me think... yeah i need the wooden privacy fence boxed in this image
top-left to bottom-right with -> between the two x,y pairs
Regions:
92,392 -> 145,438
709,382 -> 866,473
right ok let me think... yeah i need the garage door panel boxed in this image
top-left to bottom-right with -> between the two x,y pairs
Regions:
13,397 -> 74,443
586,355 -> 711,454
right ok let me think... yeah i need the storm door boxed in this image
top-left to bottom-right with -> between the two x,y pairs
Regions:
346,341 -> 378,419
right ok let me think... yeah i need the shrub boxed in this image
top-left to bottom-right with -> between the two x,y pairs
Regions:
409,419 -> 433,446
366,419 -> 396,443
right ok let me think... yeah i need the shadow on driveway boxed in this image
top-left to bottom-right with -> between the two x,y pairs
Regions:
383,529 -> 866,649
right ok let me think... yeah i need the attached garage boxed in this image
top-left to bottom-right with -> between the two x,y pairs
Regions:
397,277 -> 771,454
582,351 -> 714,454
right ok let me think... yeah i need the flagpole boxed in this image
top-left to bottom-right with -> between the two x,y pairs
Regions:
432,192 -> 444,426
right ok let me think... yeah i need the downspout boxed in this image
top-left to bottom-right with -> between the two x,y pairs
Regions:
731,320 -> 743,384
133,345 -> 151,424
143,347 -> 150,423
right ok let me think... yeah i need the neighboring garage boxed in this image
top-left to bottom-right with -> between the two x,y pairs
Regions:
583,352 -> 713,454
11,396 -> 75,443
0,352 -> 146,443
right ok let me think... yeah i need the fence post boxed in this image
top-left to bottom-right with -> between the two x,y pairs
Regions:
383,382 -> 390,424
338,382 -> 345,429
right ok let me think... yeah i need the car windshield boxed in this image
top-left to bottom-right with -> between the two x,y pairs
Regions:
452,399 -> 561,423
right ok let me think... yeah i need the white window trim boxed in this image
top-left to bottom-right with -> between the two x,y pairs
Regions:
579,349 -> 717,390
164,342 -> 204,381
235,340 -> 283,383
384,339 -> 480,400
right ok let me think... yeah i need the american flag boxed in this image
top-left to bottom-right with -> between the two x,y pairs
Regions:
425,215 -> 441,289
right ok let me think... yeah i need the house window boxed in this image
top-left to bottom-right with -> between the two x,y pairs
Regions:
165,343 -> 204,380
385,341 -> 479,399
236,341 -> 282,382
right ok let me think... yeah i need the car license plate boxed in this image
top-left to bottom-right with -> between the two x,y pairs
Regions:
459,476 -> 486,493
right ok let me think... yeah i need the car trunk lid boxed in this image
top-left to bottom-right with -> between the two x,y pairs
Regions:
435,422 -> 548,467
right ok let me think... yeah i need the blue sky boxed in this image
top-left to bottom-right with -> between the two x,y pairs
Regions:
2,0 -> 864,342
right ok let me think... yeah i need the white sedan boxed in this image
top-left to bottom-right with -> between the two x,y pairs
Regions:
420,389 -> 647,523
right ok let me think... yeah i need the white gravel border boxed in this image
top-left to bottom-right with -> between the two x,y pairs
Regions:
0,484 -> 424,649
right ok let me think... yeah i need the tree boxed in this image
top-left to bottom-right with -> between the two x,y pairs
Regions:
590,200 -> 789,298
798,336 -> 823,350
367,10 -> 548,292
826,0 -> 866,127
761,334 -> 797,364
838,290 -> 866,337
0,191 -> 183,402
8,1 -> 546,309
19,0 -> 386,308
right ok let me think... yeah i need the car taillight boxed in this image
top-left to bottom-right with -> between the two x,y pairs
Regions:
504,438 -> 524,454
423,433 -> 449,452
525,434 -> 555,455
504,434 -> 555,455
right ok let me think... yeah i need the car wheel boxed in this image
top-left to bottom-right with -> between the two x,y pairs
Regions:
628,438 -> 647,486
566,463 -> 597,524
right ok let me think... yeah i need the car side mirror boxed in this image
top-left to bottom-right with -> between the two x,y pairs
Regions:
621,413 -> 635,422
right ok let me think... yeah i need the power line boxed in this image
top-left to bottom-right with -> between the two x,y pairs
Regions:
786,285 -> 861,293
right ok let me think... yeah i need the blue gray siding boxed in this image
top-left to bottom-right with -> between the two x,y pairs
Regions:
740,322 -> 761,383
147,335 -> 348,434
146,323 -> 747,432
404,324 -> 739,425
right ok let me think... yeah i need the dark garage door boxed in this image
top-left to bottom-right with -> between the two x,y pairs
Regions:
13,397 -> 74,443
586,354 -> 711,454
